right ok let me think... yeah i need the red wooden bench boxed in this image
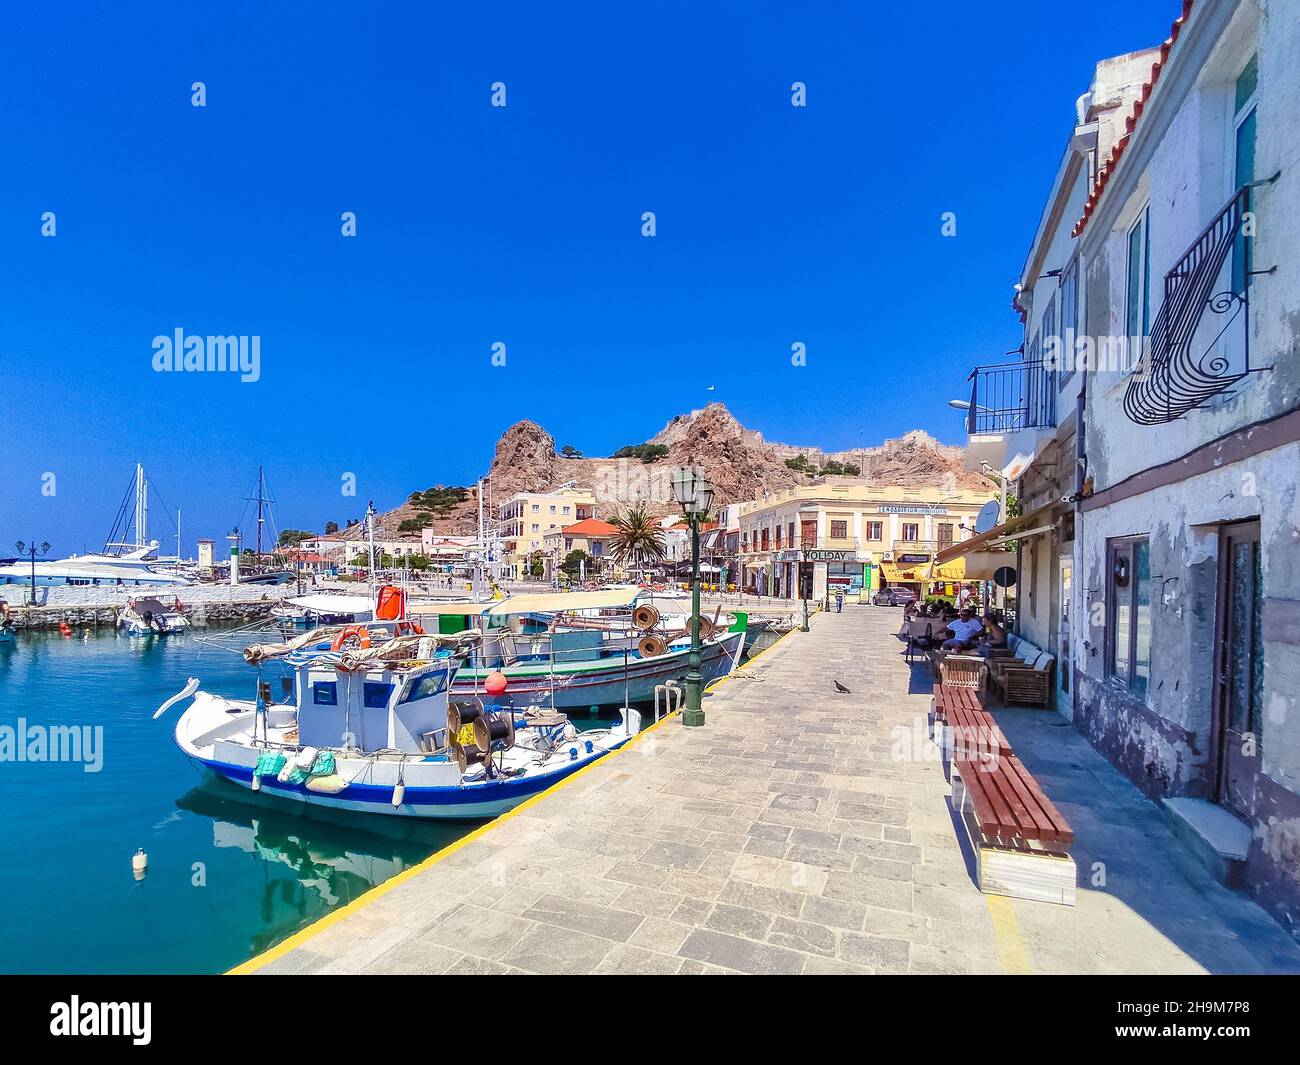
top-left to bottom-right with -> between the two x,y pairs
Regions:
952,754 -> 1076,905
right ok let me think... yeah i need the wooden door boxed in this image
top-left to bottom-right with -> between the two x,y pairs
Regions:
1212,521 -> 1262,817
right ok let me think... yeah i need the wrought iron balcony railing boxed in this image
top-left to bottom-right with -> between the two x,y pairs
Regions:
1124,183 -> 1271,424
965,360 -> 1057,435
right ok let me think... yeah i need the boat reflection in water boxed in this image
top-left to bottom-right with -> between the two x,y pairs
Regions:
175,780 -> 471,960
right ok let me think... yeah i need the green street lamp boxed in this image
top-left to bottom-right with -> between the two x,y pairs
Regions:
671,466 -> 714,728
15,540 -> 50,606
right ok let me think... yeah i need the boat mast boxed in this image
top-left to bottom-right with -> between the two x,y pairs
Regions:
256,466 -> 265,565
366,500 -> 377,604
476,477 -> 484,602
135,463 -> 148,550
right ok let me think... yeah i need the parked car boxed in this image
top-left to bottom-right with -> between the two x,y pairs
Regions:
872,587 -> 916,606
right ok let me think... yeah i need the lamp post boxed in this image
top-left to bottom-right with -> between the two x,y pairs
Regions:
672,467 -> 714,728
15,540 -> 50,606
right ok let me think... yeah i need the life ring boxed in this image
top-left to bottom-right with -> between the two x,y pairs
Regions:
331,625 -> 372,652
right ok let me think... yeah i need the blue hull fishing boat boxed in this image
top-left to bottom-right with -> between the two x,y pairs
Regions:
158,632 -> 640,821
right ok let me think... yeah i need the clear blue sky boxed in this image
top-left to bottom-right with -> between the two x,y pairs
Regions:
0,1 -> 1179,555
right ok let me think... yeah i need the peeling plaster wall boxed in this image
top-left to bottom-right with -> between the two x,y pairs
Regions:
1077,443 -> 1300,934
1070,0 -> 1300,933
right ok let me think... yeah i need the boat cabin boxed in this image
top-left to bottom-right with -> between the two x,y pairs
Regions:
289,658 -> 456,755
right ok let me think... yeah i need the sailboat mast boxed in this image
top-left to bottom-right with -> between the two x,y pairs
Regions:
366,500 -> 377,604
256,466 -> 265,564
135,463 -> 148,549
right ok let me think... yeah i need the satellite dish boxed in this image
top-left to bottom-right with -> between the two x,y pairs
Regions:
974,500 -> 1001,535
993,566 -> 1017,588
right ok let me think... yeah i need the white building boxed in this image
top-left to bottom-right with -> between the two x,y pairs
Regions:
950,0 -> 1300,935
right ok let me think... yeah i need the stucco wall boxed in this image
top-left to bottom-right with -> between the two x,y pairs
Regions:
1077,440 -> 1300,931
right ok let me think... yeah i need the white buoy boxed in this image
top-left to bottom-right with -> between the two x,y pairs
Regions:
131,848 -> 148,880
391,782 -> 406,808
251,774 -> 262,792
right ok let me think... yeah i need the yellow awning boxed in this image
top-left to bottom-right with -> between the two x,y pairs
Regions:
878,562 -> 929,583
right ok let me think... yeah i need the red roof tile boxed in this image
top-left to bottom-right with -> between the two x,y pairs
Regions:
561,518 -> 618,537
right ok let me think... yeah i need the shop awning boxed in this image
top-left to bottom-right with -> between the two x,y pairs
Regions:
934,500 -> 1065,565
878,561 -> 929,583
927,552 -> 1009,581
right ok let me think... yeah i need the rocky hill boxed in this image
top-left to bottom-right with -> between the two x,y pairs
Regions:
346,403 -> 992,541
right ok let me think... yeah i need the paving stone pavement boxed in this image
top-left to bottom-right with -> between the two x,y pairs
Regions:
250,605 -> 1300,975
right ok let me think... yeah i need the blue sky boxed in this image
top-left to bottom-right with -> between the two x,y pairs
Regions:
0,1 -> 1179,554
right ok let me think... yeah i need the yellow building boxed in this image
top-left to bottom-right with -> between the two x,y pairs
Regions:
737,481 -> 996,601
498,487 -> 597,580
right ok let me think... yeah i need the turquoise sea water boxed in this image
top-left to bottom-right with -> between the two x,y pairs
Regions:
0,624 -> 768,974
0,628 -> 474,974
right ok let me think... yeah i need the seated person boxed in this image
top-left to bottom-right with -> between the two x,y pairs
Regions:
941,608 -> 984,650
975,610 -> 1007,656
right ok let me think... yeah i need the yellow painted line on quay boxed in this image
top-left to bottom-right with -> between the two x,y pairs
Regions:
229,615 -> 808,974
985,894 -> 1033,974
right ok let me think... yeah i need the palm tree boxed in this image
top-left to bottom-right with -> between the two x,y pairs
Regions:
610,507 -> 667,581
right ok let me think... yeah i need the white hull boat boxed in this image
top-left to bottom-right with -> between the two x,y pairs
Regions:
118,596 -> 189,636
161,634 -> 641,821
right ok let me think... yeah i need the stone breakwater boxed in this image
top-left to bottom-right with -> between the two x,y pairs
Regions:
0,583 -> 294,630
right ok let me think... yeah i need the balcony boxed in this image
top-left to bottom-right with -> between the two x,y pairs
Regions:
799,537 -> 859,550
965,361 -> 1057,435
1124,183 -> 1270,424
963,360 -> 1057,474
890,539 -> 949,557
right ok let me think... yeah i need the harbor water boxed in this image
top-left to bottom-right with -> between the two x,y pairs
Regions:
0,629 -> 476,974
0,624 -> 768,973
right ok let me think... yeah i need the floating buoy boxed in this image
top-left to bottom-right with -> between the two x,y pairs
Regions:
251,774 -> 262,792
131,848 -> 148,880
391,782 -> 406,808
484,671 -> 508,695
59,622 -> 72,637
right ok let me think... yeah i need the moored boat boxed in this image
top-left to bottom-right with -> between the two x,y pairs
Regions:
160,632 -> 642,820
118,595 -> 189,636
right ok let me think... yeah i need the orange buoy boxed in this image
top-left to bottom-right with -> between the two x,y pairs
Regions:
484,671 -> 508,695
59,622 -> 72,637
330,625 -> 372,652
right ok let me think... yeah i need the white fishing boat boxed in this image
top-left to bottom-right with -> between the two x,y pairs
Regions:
118,595 -> 189,636
409,589 -> 746,710
158,631 -> 641,820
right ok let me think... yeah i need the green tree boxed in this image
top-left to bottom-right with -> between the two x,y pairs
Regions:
277,529 -> 313,547
560,548 -> 592,577
560,444 -> 582,458
612,443 -> 670,464
324,521 -> 340,535
528,550 -> 546,578
785,455 -> 812,473
610,507 -> 666,577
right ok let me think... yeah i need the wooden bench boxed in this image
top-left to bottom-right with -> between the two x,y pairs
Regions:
931,684 -> 1010,766
951,754 -> 1076,905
